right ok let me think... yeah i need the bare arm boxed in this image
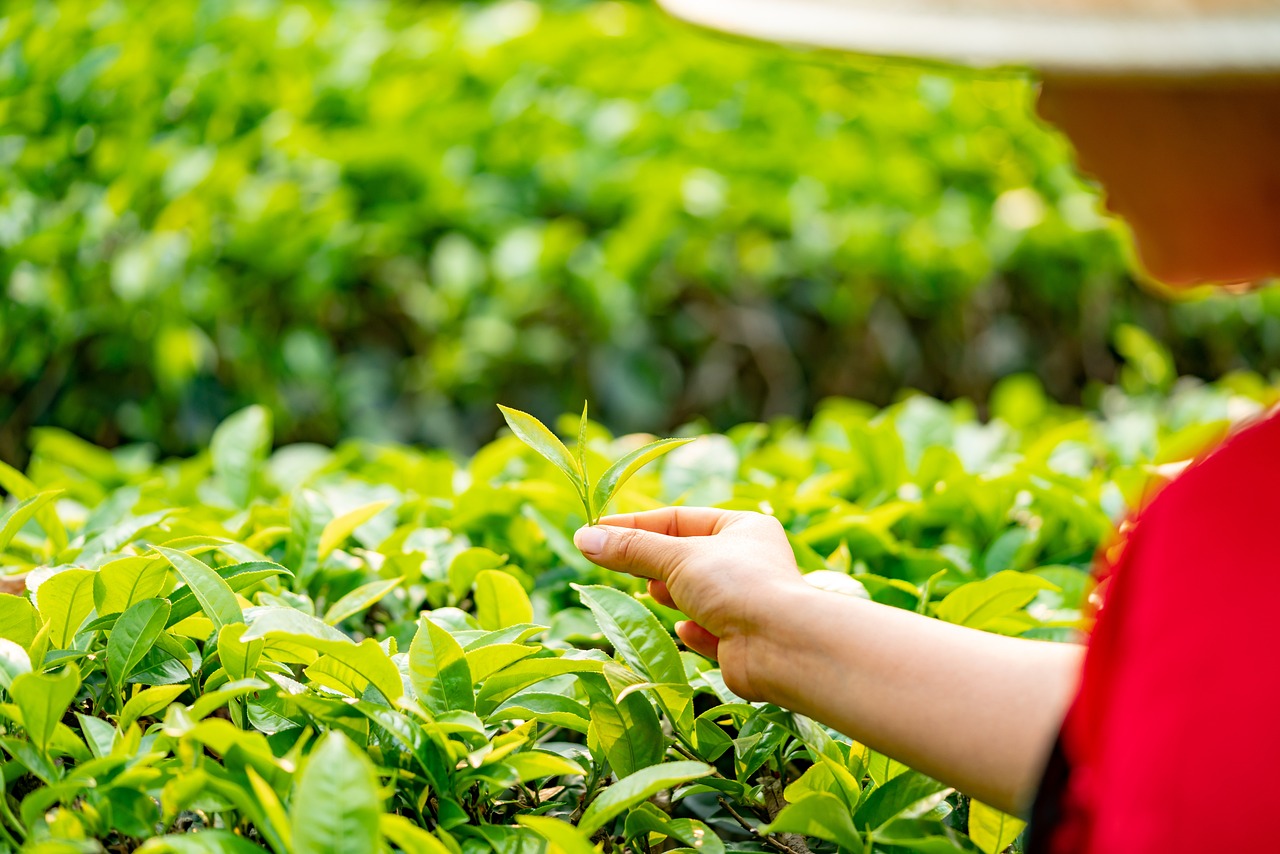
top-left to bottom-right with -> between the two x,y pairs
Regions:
573,507 -> 1083,816
751,584 -> 1082,813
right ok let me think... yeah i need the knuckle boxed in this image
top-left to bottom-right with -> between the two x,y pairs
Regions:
613,528 -> 642,565
755,513 -> 786,536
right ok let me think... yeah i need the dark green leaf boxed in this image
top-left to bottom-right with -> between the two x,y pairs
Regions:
107,598 -> 171,689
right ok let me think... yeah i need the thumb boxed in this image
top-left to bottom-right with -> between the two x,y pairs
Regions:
573,525 -> 690,582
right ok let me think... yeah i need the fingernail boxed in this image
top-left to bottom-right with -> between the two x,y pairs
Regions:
574,526 -> 608,555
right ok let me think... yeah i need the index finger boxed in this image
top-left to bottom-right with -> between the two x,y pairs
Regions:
595,507 -> 738,538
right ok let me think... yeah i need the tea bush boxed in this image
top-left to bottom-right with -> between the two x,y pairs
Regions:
0,374 -> 1269,853
7,0 -> 1280,464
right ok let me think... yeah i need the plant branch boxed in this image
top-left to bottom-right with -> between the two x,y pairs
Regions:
716,797 -> 806,854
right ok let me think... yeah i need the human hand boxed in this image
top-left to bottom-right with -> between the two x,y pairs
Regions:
573,507 -> 806,699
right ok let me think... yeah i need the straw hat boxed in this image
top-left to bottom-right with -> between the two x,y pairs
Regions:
655,0 -> 1280,76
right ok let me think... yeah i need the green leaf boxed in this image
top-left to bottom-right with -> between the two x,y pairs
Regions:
409,615 -> 474,714
118,684 -> 188,732
0,461 -> 67,552
624,806 -> 725,854
0,639 -> 31,690
968,800 -> 1027,854
323,577 -> 402,625
574,584 -> 685,686
447,547 -> 508,600
518,815 -> 598,854
292,731 -> 383,854
490,692 -> 591,733
211,405 -> 272,507
247,766 -> 293,854
932,571 -> 1056,631
166,562 -> 289,627
854,771 -> 950,832
760,792 -> 863,853
381,814 -> 454,854
318,499 -> 392,561
474,569 -> 534,631
35,567 -> 98,648
12,665 -> 81,753
497,404 -> 583,488
475,654 -> 605,713
577,761 -> 711,835
590,438 -> 694,523
581,673 -> 664,778
504,750 -> 586,782
0,490 -> 62,554
218,623 -> 264,682
95,555 -> 168,615
241,609 -> 403,703
465,643 -> 538,683
107,599 -> 171,690
155,545 -> 243,631
285,489 -> 331,588
0,593 -> 42,648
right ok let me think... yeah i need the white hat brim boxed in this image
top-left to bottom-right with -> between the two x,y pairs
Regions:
657,0 -> 1280,76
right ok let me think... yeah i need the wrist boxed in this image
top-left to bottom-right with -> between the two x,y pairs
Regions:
730,580 -> 828,705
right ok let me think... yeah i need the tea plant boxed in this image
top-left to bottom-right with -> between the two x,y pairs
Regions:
498,404 -> 693,525
0,377 -> 1264,852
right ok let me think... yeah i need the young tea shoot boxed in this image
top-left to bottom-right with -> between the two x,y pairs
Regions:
497,402 -> 693,525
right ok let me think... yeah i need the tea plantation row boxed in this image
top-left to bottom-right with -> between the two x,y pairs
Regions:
0,375 -> 1268,853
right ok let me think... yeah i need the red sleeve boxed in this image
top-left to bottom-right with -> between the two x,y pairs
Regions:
1046,409 -> 1280,853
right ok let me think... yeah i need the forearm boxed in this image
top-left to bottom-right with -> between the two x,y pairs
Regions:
745,584 -> 1084,816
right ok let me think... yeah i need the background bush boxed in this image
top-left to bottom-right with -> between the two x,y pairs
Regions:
4,0 -> 1279,466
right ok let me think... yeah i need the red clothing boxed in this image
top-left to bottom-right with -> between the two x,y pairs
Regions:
1036,409 -> 1280,851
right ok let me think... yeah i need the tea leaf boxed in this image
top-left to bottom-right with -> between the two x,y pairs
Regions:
581,673 -> 663,778
590,438 -> 693,523
518,815 -> 598,854
211,405 -> 272,508
578,761 -> 711,835
285,489 -> 332,588
0,639 -> 31,690
292,731 -> 383,854
465,643 -> 538,683
155,546 -> 243,631
381,814 -> 454,854
0,461 -> 67,552
498,404 -> 584,493
574,584 -> 685,686
409,615 -> 474,714
95,555 -> 168,615
854,771 -> 950,831
119,684 -> 188,732
474,569 -> 534,631
933,571 -> 1057,631
35,567 -> 98,648
968,800 -> 1027,854
318,499 -> 392,561
323,577 -> 402,625
761,792 -> 864,852
0,490 -> 62,554
13,665 -> 81,753
0,593 -> 42,648
107,599 -> 171,690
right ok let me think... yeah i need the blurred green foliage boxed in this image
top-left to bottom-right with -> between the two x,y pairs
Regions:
3,0 -> 1280,464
